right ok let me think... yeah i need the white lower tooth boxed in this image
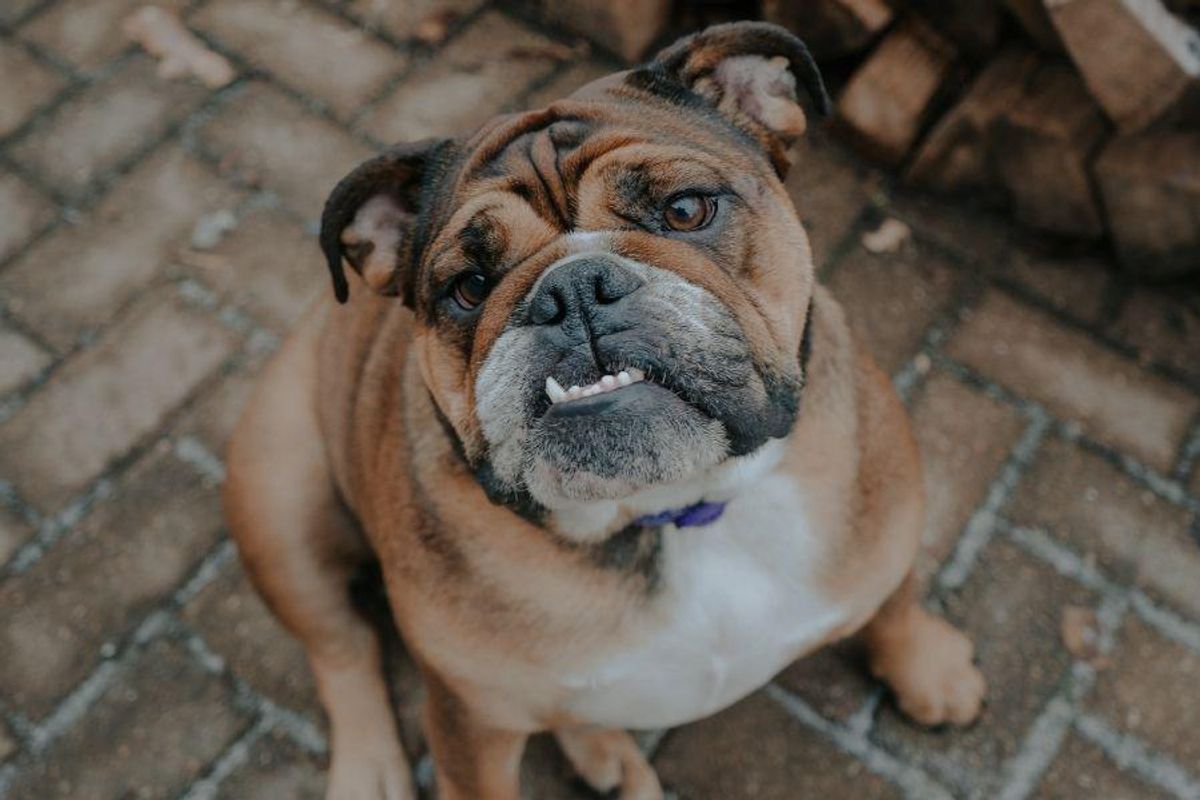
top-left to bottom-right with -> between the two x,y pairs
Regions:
546,376 -> 566,403
617,371 -> 632,386
600,375 -> 616,389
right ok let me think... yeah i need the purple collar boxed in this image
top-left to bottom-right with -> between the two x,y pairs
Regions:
634,500 -> 727,529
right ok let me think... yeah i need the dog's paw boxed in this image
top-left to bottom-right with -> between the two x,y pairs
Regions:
325,746 -> 414,800
555,727 -> 664,800
871,613 -> 986,728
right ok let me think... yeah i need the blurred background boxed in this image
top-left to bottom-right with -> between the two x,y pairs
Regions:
0,0 -> 1198,798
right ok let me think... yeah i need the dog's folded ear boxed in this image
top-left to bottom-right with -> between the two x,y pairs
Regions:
643,22 -> 831,171
319,138 -> 455,305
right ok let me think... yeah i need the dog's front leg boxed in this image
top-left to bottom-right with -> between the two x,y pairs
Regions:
555,725 -> 663,800
423,677 -> 527,800
862,570 -> 987,727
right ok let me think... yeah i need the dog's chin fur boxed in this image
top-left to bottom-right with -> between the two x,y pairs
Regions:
519,380 -> 726,506
539,436 -> 790,541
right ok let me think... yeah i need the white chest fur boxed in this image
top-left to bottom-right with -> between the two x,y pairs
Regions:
560,470 -> 848,730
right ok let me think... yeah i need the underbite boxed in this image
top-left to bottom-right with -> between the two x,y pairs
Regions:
545,367 -> 646,405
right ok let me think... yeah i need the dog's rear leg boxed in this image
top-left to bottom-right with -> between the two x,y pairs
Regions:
224,329 -> 412,800
862,571 -> 986,727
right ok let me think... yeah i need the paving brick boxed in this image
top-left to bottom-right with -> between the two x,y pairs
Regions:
0,504 -> 34,570
947,291 -> 1199,472
522,60 -> 615,109
197,82 -> 373,221
1007,251 -> 1111,325
655,691 -> 900,799
775,639 -> 876,723
194,0 -> 404,118
1090,616 -> 1200,770
1,146 -> 241,352
361,11 -> 560,142
0,446 -> 223,718
890,193 -> 1016,272
8,56 -> 207,201
0,326 -> 51,396
189,207 -> 324,332
785,131 -> 875,270
182,561 -> 320,718
0,41 -> 67,137
1009,437 -> 1200,619
18,0 -> 189,73
911,372 -> 1025,572
7,638 -> 250,800
0,288 -> 238,512
215,729 -> 325,800
0,170 -> 57,264
176,359 -> 265,454
345,0 -> 486,41
1033,732 -> 1171,800
873,540 -> 1097,794
828,239 -> 962,375
1110,288 -> 1200,386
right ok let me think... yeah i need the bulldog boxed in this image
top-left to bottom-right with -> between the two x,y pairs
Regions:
224,21 -> 986,800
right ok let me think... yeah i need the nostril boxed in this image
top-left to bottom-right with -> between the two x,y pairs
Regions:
595,268 -> 642,304
530,286 -> 565,325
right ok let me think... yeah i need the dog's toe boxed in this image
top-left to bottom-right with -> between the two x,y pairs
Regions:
872,613 -> 988,728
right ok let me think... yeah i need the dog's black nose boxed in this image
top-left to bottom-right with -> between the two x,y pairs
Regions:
528,256 -> 643,327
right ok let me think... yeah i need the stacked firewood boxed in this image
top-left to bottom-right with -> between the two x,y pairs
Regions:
765,0 -> 1200,280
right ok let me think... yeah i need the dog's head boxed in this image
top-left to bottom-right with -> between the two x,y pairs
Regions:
320,22 -> 829,537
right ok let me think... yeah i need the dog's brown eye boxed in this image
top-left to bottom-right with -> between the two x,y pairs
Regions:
664,194 -> 717,232
452,272 -> 490,310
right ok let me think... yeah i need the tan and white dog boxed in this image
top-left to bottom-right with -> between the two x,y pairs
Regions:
224,22 -> 986,800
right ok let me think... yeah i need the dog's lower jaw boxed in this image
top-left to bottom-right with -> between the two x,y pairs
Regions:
543,436 -> 789,541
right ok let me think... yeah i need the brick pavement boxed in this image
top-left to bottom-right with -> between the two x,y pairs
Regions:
1,2 -> 1199,798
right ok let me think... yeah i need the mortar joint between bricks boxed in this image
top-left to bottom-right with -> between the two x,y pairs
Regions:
335,10 -> 476,133
175,618 -> 328,753
994,695 -> 1076,800
177,25 -> 398,154
1006,520 -> 1200,661
1057,424 -> 1200,513
174,715 -> 272,800
1003,522 -> 1123,596
764,682 -> 958,800
936,411 -> 1049,591
3,42 -> 146,135
3,0 -> 62,29
1171,415 -> 1200,484
1073,713 -> 1200,800
892,277 -> 987,406
988,281 -> 1200,397
813,203 -> 886,285
0,540 -> 250,774
1129,591 -> 1200,657
1,478 -> 114,577
994,592 -> 1130,800
935,354 -> 1200,517
0,379 -> 226,578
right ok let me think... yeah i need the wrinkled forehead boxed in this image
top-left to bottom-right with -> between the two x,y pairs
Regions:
448,73 -> 771,211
